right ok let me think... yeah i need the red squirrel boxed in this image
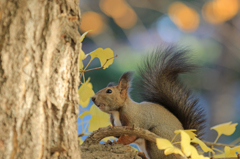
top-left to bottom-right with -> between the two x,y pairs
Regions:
91,46 -> 206,159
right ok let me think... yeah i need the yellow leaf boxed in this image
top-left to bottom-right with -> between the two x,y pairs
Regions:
80,30 -> 92,42
179,130 -> 191,157
89,48 -> 114,69
132,147 -> 139,152
164,147 -> 184,157
231,145 -> 240,153
211,122 -> 238,136
191,137 -> 214,153
156,138 -> 174,150
183,129 -> 197,139
213,153 -> 225,158
190,145 -> 201,159
156,138 -> 185,157
199,155 -> 210,159
224,146 -> 240,157
79,110 -> 91,120
79,49 -> 85,70
78,78 -> 95,107
78,137 -> 83,144
174,130 -> 181,135
80,49 -> 88,61
223,123 -> 238,136
102,136 -> 116,142
88,105 -> 111,132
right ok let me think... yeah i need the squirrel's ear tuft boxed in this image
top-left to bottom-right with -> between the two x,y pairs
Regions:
117,71 -> 134,92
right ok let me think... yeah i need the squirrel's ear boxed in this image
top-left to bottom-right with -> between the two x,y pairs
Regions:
117,71 -> 134,93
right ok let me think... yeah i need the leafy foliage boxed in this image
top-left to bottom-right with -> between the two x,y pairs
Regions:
156,122 -> 239,158
78,31 -> 115,142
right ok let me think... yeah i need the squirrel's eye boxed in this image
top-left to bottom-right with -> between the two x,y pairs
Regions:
106,89 -> 112,93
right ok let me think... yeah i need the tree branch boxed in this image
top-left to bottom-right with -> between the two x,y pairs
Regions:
204,141 -> 237,148
81,125 -> 161,147
82,126 -> 187,159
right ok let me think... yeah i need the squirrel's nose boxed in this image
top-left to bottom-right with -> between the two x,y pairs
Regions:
92,97 -> 96,102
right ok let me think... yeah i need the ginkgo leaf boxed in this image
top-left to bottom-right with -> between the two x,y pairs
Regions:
191,137 -> 214,153
199,155 -> 210,159
78,137 -> 83,144
183,129 -> 197,139
79,49 -> 86,70
213,153 -> 225,158
156,138 -> 174,149
88,105 -> 111,132
102,136 -> 116,142
79,110 -> 91,120
78,78 -> 95,107
213,145 -> 240,158
80,30 -> 92,42
231,145 -> 240,153
224,146 -> 240,157
211,122 -> 238,136
89,48 -> 114,69
164,147 -> 184,157
178,130 -> 192,157
156,138 -> 185,157
174,130 -> 181,135
190,145 -> 200,159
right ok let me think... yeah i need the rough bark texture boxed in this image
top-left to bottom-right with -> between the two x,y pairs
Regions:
81,143 -> 142,159
0,0 -> 81,159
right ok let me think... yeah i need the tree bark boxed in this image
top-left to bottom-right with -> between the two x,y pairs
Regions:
0,0 -> 81,159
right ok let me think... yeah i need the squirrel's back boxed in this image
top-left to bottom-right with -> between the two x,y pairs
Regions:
137,46 -> 206,138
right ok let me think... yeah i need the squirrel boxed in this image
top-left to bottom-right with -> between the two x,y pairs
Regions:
91,46 -> 206,159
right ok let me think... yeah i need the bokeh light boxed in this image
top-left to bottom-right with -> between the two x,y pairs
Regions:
99,0 -> 128,18
114,7 -> 137,29
168,2 -> 199,32
80,11 -> 106,36
202,0 -> 239,24
157,16 -> 182,43
99,0 -> 137,29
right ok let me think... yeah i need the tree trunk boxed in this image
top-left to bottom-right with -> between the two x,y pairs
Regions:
0,0 -> 81,159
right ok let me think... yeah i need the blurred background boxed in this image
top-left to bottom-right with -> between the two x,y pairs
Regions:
78,0 -> 240,144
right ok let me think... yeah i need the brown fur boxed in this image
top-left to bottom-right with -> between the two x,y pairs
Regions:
116,135 -> 137,145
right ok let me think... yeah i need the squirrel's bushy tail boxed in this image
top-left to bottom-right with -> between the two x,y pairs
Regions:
137,46 -> 206,138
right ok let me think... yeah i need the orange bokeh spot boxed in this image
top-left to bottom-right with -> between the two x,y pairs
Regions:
80,11 -> 105,36
168,2 -> 199,32
100,0 -> 129,18
100,0 -> 137,29
203,0 -> 239,24
114,7 -> 137,29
